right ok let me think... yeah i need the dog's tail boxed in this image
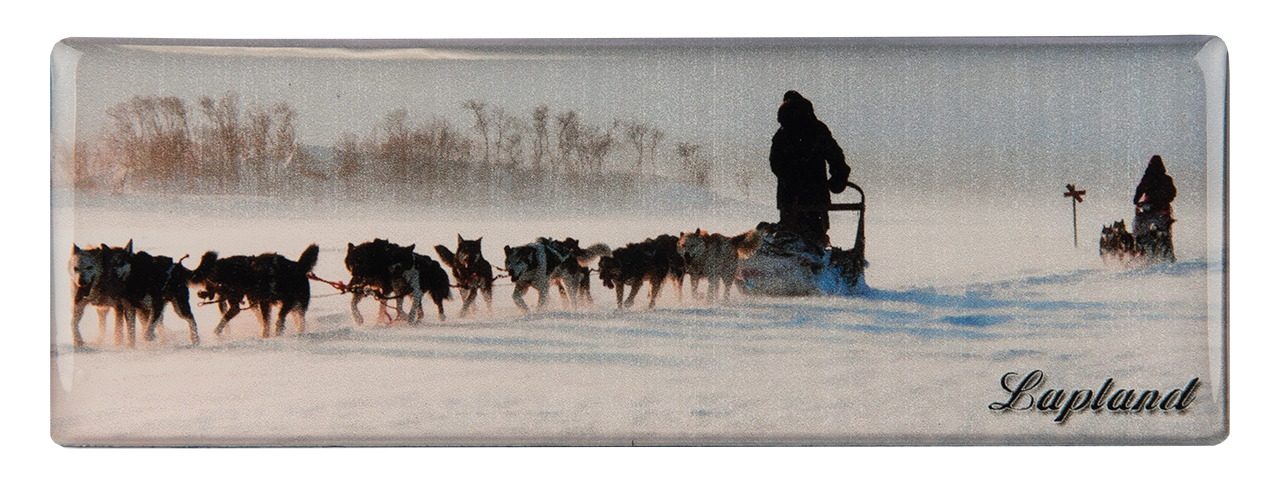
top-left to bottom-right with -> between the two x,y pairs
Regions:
298,244 -> 321,271
433,245 -> 457,269
577,243 -> 612,264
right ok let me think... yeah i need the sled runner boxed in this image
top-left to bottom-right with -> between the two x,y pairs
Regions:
738,182 -> 867,296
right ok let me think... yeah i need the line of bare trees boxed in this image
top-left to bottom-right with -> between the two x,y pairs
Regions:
70,92 -> 312,195
69,93 -> 721,206
330,99 -> 716,205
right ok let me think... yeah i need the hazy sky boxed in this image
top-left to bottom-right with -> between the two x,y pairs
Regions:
54,37 -> 1220,205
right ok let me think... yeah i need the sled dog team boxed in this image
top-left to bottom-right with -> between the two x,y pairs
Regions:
68,228 -> 761,347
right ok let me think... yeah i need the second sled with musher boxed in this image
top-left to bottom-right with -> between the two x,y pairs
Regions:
1100,155 -> 1179,266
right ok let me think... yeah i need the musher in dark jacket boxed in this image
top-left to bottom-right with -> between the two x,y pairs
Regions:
1132,155 -> 1177,236
769,91 -> 851,244
1133,155 -> 1177,213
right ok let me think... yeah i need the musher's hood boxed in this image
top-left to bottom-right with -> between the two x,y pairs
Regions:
1144,155 -> 1167,176
777,90 -> 816,128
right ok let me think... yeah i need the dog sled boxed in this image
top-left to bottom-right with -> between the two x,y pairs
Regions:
737,182 -> 867,296
1099,203 -> 1175,265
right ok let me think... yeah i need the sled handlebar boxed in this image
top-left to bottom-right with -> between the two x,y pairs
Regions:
798,182 -> 865,213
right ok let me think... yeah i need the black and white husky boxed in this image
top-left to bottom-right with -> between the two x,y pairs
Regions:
551,237 -> 610,306
345,239 -> 452,325
69,242 -> 135,346
69,241 -> 200,347
191,244 -> 319,338
503,237 -> 609,313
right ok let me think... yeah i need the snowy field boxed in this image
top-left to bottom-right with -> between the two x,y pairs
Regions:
50,192 -> 1224,445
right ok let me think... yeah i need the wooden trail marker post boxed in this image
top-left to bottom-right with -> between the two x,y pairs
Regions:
1064,184 -> 1086,247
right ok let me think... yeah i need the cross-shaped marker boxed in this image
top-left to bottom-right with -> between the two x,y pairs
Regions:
1064,184 -> 1086,203
1064,184 -> 1086,247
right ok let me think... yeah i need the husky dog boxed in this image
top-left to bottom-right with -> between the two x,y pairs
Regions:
649,234 -> 686,302
69,241 -> 200,347
404,253 -> 452,320
435,235 -> 495,317
69,242 -> 135,346
192,244 -> 319,338
678,229 -> 743,302
598,237 -> 676,309
1100,220 -> 1138,263
345,239 -> 451,325
126,250 -> 200,346
548,237 -> 611,307
503,237 -> 609,313
346,239 -> 413,324
729,229 -> 762,259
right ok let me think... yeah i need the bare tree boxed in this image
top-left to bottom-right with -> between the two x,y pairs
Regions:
530,105 -> 549,169
555,109 -> 581,171
499,112 -> 526,167
272,102 -> 299,174
462,100 -> 491,164
245,106 -> 273,188
492,106 -> 508,166
334,131 -> 363,193
236,100 -> 301,193
197,92 -> 244,190
69,140 -> 104,191
272,103 -> 297,159
675,141 -> 710,188
648,128 -> 664,169
380,108 -> 413,182
106,95 -> 193,191
155,97 -> 193,169
546,109 -> 620,175
619,119 -> 652,171
355,109 -> 478,199
414,116 -> 468,185
580,124 -> 614,173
